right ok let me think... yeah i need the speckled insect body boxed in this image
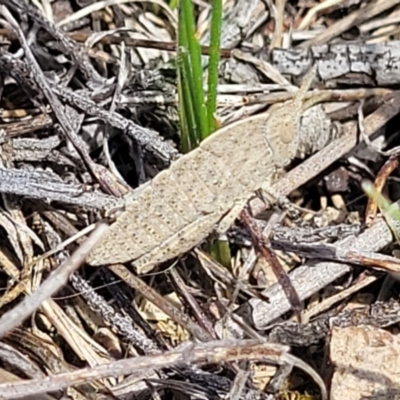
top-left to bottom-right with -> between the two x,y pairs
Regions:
86,67 -> 335,273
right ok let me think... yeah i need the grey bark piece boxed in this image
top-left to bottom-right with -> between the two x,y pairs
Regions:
267,298 -> 400,347
11,136 -> 61,161
249,219 -> 393,329
270,41 -> 400,86
0,168 -> 123,210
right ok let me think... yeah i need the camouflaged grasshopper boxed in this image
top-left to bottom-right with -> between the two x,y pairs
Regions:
86,67 -> 335,273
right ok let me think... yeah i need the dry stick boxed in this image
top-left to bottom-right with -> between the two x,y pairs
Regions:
69,273 -> 161,355
298,0 -> 344,30
270,0 -> 286,49
247,88 -> 394,107
0,339 -> 327,400
228,366 -> 251,400
247,92 -> 400,329
195,248 -> 265,300
271,240 -> 400,273
0,26 -> 233,57
0,223 -> 109,339
302,274 -> 378,322
232,49 -> 295,90
56,0 -> 177,28
49,83 -> 179,166
0,113 -> 53,137
300,0 -> 399,48
68,30 -> 233,57
241,209 -> 303,322
0,168 -> 123,210
168,267 -> 217,340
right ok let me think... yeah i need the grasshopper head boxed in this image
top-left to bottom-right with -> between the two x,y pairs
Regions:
264,111 -> 301,168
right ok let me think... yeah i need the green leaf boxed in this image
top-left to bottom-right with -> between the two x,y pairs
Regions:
210,240 -> 232,270
206,0 -> 222,135
179,0 -> 208,141
177,46 -> 199,151
362,180 -> 400,242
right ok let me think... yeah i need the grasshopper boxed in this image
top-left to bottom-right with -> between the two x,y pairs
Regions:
86,67 -> 335,273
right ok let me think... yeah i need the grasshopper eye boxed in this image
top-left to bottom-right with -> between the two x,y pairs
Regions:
280,118 -> 295,144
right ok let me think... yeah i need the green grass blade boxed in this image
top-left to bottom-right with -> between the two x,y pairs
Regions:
206,0 -> 222,135
180,0 -> 208,140
204,0 -> 227,264
177,56 -> 191,153
210,240 -> 232,270
178,8 -> 196,102
177,2 -> 199,151
169,0 -> 178,10
178,47 -> 199,151
362,180 -> 393,214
